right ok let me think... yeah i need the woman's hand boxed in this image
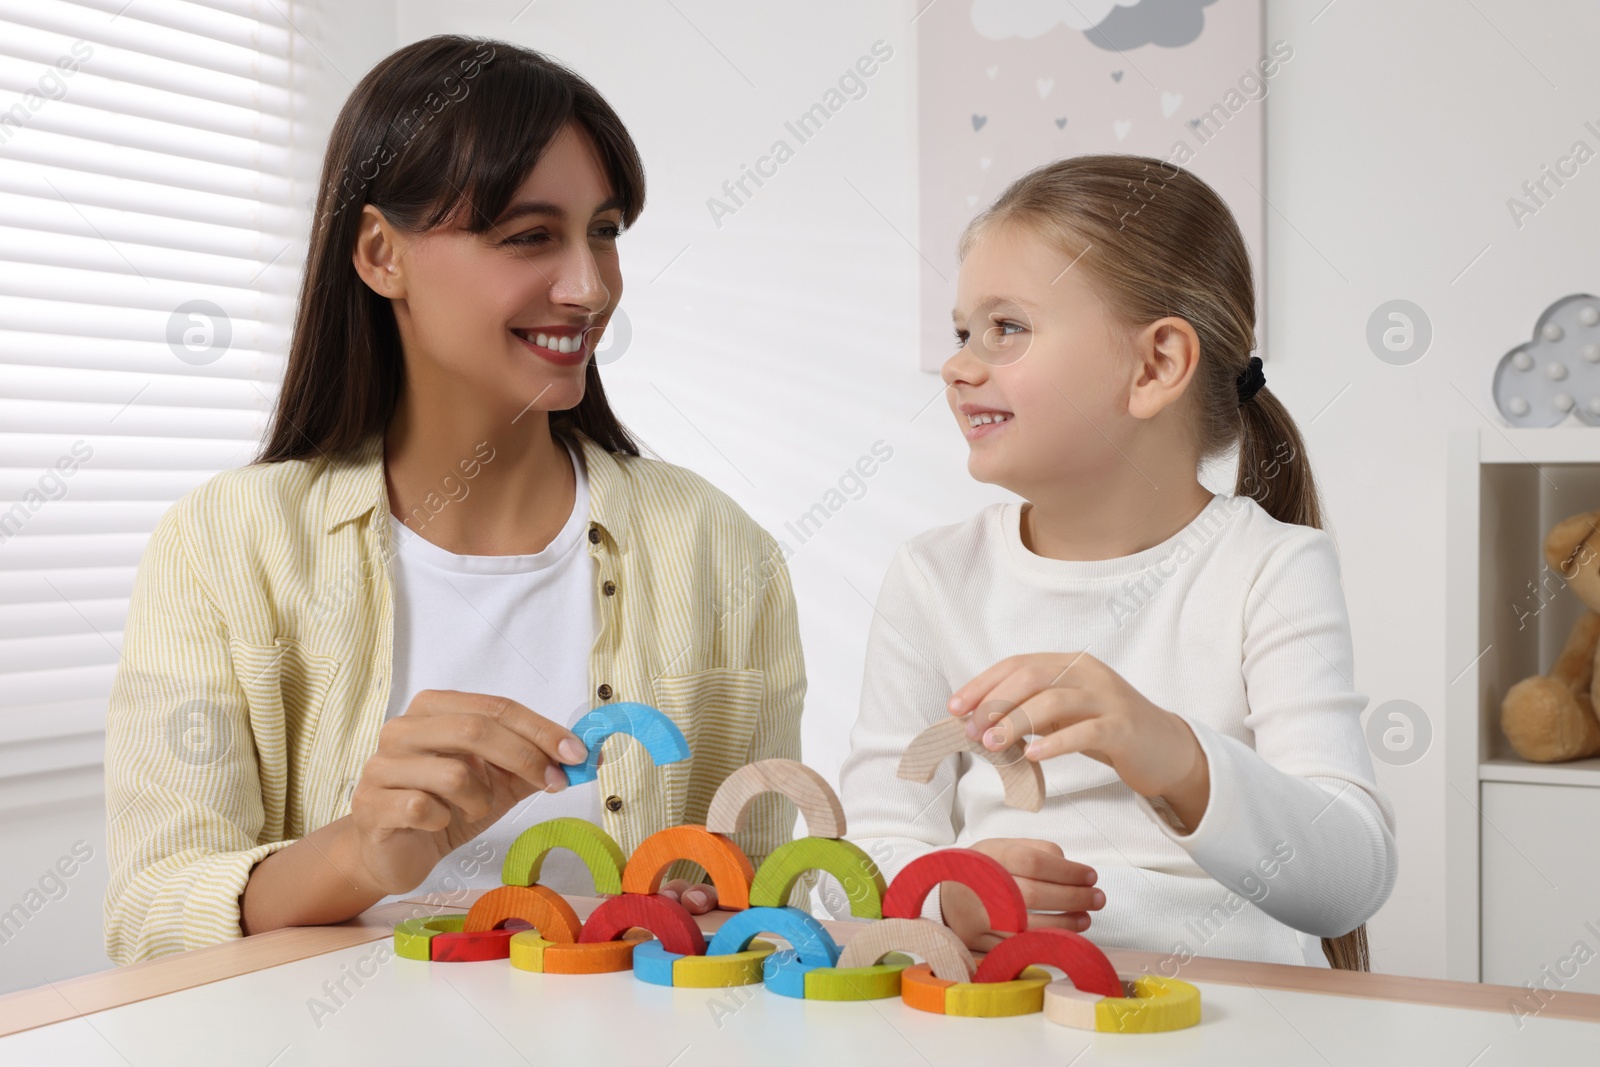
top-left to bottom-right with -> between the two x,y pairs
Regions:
949,652 -> 1212,831
657,878 -> 720,914
346,689 -> 589,895
940,838 -> 1104,953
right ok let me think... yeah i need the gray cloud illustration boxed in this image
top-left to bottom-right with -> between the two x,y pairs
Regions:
1086,0 -> 1218,51
1491,293 -> 1600,427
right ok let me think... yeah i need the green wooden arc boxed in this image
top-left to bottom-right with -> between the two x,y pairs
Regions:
501,816 -> 627,894
748,837 -> 886,919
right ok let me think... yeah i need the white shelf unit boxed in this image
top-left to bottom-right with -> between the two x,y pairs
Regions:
1446,427 -> 1600,988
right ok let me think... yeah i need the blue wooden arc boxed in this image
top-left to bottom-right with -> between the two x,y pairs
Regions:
560,701 -> 692,785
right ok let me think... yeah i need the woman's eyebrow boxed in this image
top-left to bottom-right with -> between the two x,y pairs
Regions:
498,195 -> 625,225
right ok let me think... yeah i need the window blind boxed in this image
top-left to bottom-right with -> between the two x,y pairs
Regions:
0,0 -> 313,774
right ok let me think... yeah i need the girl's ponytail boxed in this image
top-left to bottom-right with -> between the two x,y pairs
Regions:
1237,383 -> 1324,530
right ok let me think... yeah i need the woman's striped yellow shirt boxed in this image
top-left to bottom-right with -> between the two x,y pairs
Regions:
103,428 -> 810,965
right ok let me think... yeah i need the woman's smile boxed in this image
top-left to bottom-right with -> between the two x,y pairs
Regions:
512,324 -> 590,366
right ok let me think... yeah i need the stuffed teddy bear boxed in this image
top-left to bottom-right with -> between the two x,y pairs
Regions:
1501,509 -> 1600,762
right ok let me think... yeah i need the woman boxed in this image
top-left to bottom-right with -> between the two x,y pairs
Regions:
103,35 -> 809,965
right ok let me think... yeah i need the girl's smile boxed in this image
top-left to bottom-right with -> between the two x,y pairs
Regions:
959,402 -> 1015,441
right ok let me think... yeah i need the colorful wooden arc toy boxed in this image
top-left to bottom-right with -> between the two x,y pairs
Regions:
747,836 -> 886,919
500,816 -> 627,893
462,884 -> 583,941
620,824 -> 755,910
560,701 -> 692,785
800,952 -> 916,1001
633,938 -> 779,988
972,928 -> 1123,998
1043,973 -> 1202,1032
835,917 -> 977,983
881,847 -> 1029,933
901,962 -> 1056,1017
394,913 -> 526,963
703,905 -> 842,998
511,928 -> 653,974
582,892 -> 706,956
897,716 -> 1045,812
705,758 -> 847,838
389,738 -> 1204,1033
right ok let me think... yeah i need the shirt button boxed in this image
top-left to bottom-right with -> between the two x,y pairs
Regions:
602,579 -> 617,596
605,795 -> 624,813
597,683 -> 613,700
587,526 -> 601,544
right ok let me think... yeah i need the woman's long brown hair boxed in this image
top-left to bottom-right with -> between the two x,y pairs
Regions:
256,34 -> 643,464
961,155 -> 1369,971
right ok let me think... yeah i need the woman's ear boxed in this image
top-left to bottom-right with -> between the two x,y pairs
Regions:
351,204 -> 406,297
1127,316 -> 1201,420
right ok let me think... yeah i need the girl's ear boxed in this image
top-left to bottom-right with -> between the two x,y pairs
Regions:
351,204 -> 407,298
1127,316 -> 1201,420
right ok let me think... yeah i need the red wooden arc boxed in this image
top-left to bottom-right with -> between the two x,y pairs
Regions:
972,928 -> 1122,998
881,848 -> 1028,933
578,893 -> 707,957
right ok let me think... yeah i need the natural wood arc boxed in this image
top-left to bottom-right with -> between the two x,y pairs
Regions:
896,716 -> 1045,812
836,917 -> 976,982
705,758 -> 846,838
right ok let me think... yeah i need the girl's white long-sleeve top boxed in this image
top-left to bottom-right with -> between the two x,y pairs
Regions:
836,492 -> 1399,968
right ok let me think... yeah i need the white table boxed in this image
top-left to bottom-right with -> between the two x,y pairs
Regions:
3,893 -> 1595,1065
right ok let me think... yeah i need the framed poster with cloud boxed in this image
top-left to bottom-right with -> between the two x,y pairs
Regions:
916,0 -> 1274,372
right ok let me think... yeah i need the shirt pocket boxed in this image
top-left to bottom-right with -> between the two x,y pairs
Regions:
231,636 -> 343,831
650,667 -> 764,823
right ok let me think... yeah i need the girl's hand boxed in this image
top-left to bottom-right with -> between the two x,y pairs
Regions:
657,878 -> 720,914
940,838 -> 1104,953
347,689 -> 589,896
949,652 -> 1212,830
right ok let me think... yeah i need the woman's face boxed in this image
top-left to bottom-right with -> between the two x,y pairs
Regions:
361,120 -> 625,424
940,220 -> 1137,497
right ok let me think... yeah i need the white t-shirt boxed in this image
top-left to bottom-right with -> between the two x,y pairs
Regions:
837,492 -> 1399,968
375,437 -> 603,907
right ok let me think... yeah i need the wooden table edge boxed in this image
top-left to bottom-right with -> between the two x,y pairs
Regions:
2,891 -> 1595,1039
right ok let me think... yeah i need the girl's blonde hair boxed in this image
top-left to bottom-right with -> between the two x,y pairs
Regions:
957,153 -> 1323,530
961,154 -> 1368,972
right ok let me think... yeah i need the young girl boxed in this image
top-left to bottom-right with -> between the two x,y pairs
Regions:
838,155 -> 1397,971
102,36 -> 810,965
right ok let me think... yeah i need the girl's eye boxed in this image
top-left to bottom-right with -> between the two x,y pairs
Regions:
996,319 -> 1025,337
952,328 -> 968,348
508,231 -> 549,246
595,223 -> 622,240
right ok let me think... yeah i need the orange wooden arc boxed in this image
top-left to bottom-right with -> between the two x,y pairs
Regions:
462,884 -> 582,943
900,963 -> 956,1014
620,824 -> 756,910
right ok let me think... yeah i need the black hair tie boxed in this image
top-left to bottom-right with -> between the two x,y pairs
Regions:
1236,356 -> 1265,405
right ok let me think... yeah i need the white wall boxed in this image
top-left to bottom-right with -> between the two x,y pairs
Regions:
10,0 -> 1595,990
1261,0 -> 1600,977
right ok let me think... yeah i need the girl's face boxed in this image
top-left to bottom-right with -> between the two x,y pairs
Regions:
364,121 -> 625,423
941,220 -> 1140,497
